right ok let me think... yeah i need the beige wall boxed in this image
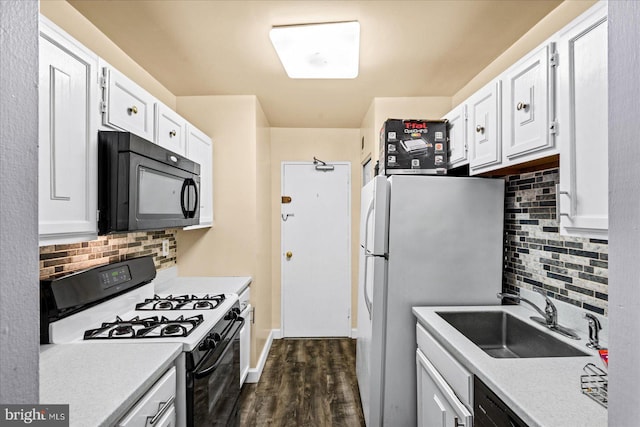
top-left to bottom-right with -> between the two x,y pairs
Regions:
360,97 -> 453,166
40,0 -> 176,108
452,0 -> 597,105
270,128 -> 361,330
175,95 -> 272,365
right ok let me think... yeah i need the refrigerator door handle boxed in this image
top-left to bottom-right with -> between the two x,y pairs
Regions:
362,198 -> 376,320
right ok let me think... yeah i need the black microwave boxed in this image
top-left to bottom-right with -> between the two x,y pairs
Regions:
98,131 -> 200,234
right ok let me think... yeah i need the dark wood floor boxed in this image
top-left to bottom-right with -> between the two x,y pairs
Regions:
239,338 -> 366,427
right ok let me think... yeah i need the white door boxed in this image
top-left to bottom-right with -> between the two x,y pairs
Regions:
281,162 -> 351,337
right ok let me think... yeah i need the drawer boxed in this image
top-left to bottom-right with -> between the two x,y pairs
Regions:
117,366 -> 176,427
416,323 -> 472,407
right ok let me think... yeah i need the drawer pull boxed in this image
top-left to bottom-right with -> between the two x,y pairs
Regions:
454,416 -> 464,427
516,102 -> 529,111
169,130 -> 177,138
128,105 -> 138,115
475,125 -> 485,134
148,395 -> 174,425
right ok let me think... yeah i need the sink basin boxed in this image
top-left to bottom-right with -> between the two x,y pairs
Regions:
437,311 -> 589,358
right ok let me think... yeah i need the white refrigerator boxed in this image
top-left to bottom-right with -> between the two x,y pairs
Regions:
356,175 -> 505,426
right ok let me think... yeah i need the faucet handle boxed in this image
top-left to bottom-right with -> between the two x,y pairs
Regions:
584,312 -> 602,349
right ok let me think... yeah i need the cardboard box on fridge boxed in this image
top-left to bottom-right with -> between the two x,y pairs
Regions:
378,119 -> 448,176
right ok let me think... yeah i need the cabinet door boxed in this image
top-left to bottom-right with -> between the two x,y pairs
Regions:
39,18 -> 99,244
185,125 -> 213,227
557,3 -> 608,238
445,104 -> 468,168
156,103 -> 187,156
469,80 -> 501,173
240,304 -> 252,386
103,66 -> 155,141
416,350 -> 472,427
504,44 -> 555,161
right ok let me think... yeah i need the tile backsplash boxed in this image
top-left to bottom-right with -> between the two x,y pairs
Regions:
503,168 -> 608,316
39,230 -> 177,281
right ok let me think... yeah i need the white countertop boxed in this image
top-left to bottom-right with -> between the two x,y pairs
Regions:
412,305 -> 608,427
155,275 -> 252,296
40,342 -> 182,427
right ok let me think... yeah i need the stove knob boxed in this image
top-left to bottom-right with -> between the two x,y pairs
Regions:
232,307 -> 241,316
225,311 -> 237,321
199,337 -> 216,351
210,332 -> 221,343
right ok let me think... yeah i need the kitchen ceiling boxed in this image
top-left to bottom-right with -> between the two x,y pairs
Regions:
68,0 -> 563,128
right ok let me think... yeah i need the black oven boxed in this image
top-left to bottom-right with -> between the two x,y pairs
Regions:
186,305 -> 244,427
98,131 -> 200,234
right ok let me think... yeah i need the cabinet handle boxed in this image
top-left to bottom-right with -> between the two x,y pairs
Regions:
128,105 -> 138,115
148,395 -> 175,425
475,125 -> 485,134
454,417 -> 464,427
516,102 -> 529,111
169,130 -> 177,138
556,184 -> 573,221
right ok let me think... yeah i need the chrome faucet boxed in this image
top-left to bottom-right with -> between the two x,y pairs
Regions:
497,289 -> 580,340
584,312 -> 602,349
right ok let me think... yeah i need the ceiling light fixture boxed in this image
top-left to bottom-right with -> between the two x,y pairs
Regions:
269,21 -> 360,79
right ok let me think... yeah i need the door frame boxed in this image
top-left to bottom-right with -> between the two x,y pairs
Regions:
280,161 -> 352,337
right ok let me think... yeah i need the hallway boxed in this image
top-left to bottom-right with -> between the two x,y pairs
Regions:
240,338 -> 366,426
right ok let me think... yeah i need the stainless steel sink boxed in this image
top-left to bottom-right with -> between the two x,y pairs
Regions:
437,311 -> 589,358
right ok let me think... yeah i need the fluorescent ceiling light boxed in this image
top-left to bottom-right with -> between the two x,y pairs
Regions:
269,21 -> 360,79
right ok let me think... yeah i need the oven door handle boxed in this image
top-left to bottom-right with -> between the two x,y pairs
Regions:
193,317 -> 245,380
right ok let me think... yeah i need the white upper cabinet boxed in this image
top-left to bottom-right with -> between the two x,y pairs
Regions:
185,125 -> 213,228
503,43 -> 557,162
444,104 -> 468,169
155,103 -> 187,156
39,17 -> 99,245
102,66 -> 155,141
557,2 -> 608,238
469,79 -> 502,174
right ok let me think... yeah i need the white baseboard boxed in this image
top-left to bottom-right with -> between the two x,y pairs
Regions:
351,328 -> 358,338
272,329 -> 282,339
245,329 -> 275,384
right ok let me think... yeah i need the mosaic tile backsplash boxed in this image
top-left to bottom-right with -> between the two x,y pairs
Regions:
503,168 -> 608,316
39,230 -> 177,281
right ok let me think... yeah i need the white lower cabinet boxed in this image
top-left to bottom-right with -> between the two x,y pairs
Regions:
416,323 -> 473,427
118,366 -> 177,427
557,2 -> 608,239
240,303 -> 252,386
38,17 -> 99,245
417,350 -> 473,427
239,287 -> 252,386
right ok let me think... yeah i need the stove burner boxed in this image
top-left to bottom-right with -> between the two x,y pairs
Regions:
153,300 -> 175,310
194,301 -> 214,309
109,325 -> 134,337
161,324 -> 186,336
135,294 -> 226,311
83,314 -> 204,340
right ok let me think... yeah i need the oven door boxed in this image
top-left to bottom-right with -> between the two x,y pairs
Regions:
187,318 -> 244,427
123,151 -> 200,231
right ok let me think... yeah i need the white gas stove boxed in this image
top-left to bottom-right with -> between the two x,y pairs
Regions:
40,256 -> 244,427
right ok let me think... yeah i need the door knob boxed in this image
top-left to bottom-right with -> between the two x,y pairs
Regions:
286,251 -> 293,259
